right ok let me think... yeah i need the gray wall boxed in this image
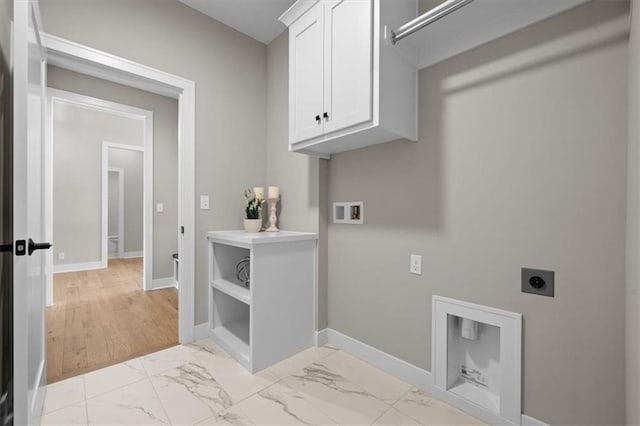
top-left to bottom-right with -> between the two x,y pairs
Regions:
627,1 -> 640,424
266,32 -> 320,232
48,66 -> 179,279
326,3 -> 628,425
40,0 -> 268,324
107,171 -> 119,236
109,148 -> 144,253
265,32 -> 328,329
52,102 -> 144,265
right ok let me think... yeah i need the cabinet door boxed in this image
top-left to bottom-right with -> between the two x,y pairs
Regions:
323,0 -> 373,134
289,1 -> 325,144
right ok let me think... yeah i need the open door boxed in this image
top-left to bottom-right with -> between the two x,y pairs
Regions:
12,0 -> 48,424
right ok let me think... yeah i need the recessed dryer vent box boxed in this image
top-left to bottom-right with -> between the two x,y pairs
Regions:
432,296 -> 522,424
333,202 -> 363,224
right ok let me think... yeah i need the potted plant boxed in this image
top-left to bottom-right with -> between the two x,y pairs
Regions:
243,188 -> 263,233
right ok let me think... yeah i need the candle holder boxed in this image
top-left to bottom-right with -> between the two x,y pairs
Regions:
259,199 -> 266,231
265,197 -> 279,232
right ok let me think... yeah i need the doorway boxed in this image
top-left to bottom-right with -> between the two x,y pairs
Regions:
46,90 -> 155,295
46,89 -> 180,382
42,34 -> 196,347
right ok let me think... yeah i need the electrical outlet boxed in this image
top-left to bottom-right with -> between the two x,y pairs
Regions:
58,252 -> 64,260
157,203 -> 164,213
200,195 -> 210,210
410,254 -> 422,275
521,267 -> 554,297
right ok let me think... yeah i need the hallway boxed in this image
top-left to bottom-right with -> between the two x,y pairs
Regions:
46,258 -> 178,383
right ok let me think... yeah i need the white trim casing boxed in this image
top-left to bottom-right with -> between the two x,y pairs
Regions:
43,33 -> 196,344
178,82 -> 196,344
316,328 -> 549,426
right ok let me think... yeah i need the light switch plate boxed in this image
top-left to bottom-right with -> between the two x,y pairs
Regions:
200,195 -> 210,210
410,254 -> 422,275
156,203 -> 164,213
58,252 -> 64,261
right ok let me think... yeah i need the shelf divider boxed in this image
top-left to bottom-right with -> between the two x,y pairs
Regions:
211,278 -> 251,305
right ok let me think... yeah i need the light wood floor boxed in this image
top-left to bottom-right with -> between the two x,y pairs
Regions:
46,258 -> 178,383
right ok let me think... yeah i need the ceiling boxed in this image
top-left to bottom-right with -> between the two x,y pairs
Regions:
179,0 -> 297,44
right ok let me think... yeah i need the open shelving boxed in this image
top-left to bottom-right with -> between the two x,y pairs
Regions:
207,230 -> 318,373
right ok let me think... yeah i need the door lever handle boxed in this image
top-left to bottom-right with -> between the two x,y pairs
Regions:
315,114 -> 321,123
28,238 -> 52,256
323,112 -> 329,121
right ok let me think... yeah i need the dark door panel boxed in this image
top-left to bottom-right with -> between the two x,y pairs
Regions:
0,0 -> 13,424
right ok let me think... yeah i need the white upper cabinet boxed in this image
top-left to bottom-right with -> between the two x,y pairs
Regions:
280,0 -> 418,158
289,2 -> 325,142
323,0 -> 372,135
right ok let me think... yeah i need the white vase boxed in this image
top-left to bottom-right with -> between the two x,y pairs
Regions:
243,219 -> 262,233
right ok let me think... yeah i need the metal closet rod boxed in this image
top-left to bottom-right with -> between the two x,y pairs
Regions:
391,0 -> 475,44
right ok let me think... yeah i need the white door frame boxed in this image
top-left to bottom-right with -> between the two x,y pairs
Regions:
13,0 -> 47,422
46,89 -> 154,300
102,141 -> 151,289
107,167 -> 125,259
42,33 -> 196,344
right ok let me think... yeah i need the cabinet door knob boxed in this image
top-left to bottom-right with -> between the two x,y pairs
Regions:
315,114 -> 321,123
323,112 -> 329,121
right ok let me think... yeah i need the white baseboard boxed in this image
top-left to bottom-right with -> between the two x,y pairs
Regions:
316,328 -> 547,426
315,328 -> 329,346
194,323 -> 209,341
120,251 -> 143,259
53,261 -> 105,273
151,277 -> 177,290
319,328 -> 431,391
521,414 -> 549,426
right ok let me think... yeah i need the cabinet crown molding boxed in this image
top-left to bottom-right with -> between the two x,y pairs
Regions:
278,0 -> 320,27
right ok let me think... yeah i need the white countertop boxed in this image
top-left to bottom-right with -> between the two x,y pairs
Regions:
207,230 -> 318,246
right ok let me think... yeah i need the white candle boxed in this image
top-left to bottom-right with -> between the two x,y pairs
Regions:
253,186 -> 265,200
268,186 -> 280,199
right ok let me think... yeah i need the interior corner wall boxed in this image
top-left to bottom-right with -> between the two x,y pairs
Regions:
326,2 -> 628,425
627,1 -> 640,424
266,32 -> 327,329
48,65 -> 179,280
40,0 -> 268,324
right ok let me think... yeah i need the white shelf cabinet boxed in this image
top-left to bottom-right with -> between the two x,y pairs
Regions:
207,230 -> 318,372
280,0 -> 418,158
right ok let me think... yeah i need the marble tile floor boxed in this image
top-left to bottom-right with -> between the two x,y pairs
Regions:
41,339 -> 486,425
